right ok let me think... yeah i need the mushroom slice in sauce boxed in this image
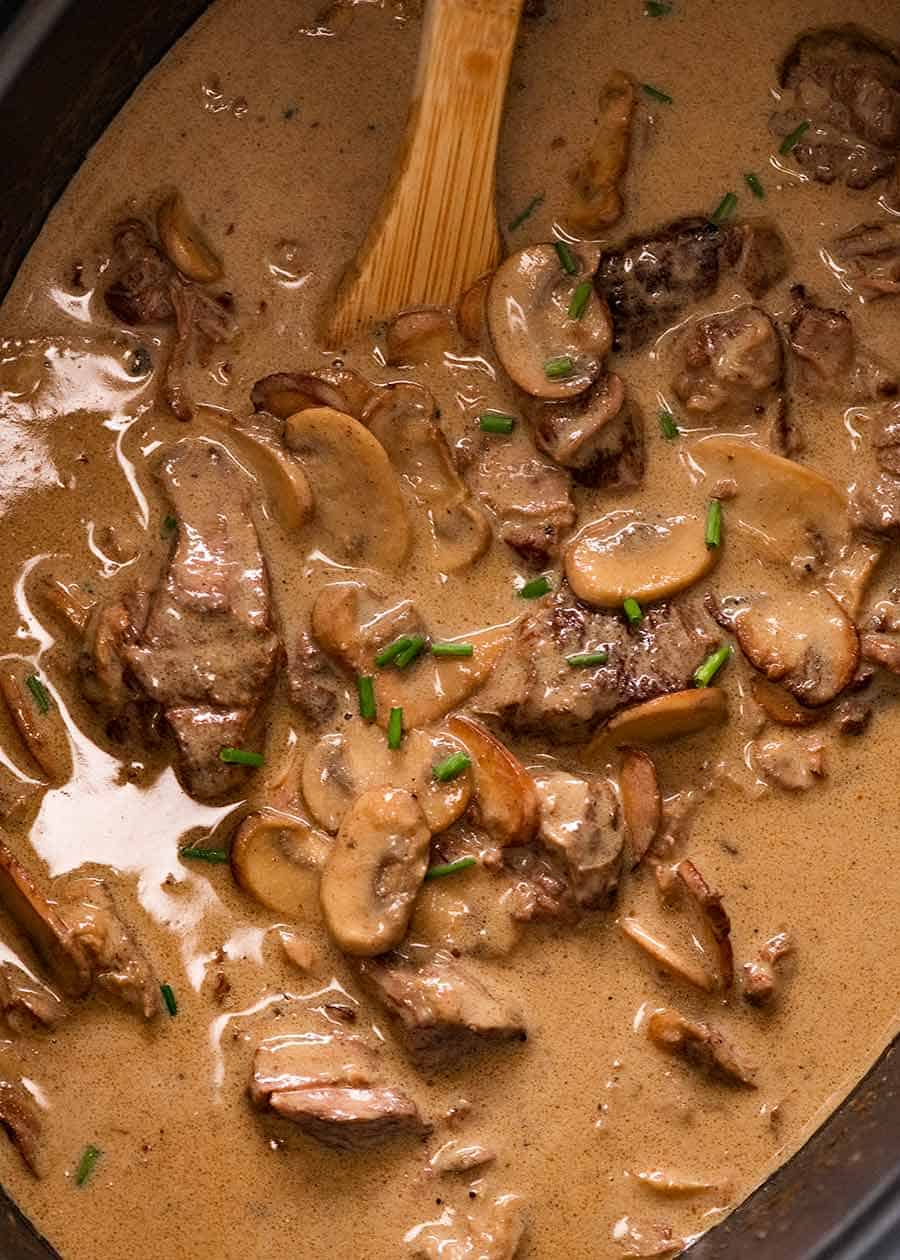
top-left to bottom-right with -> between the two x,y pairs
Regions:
283,406 -> 411,571
301,724 -> 472,835
566,511 -> 719,608
566,70 -> 635,233
156,192 -> 223,283
712,588 -> 859,706
0,661 -> 73,786
646,1007 -> 757,1088
220,412 -> 313,531
486,243 -> 612,399
447,716 -> 539,847
633,1169 -> 717,1197
619,748 -> 661,867
318,787 -> 430,956
750,675 -> 822,726
363,383 -> 491,572
230,809 -> 330,918
251,367 -> 377,420
742,931 -> 794,1005
674,859 -> 734,990
594,688 -> 728,751
621,918 -> 716,992
456,272 -> 491,344
384,307 -> 458,365
528,373 -> 645,488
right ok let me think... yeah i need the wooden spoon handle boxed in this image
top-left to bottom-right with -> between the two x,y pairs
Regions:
326,0 -> 524,343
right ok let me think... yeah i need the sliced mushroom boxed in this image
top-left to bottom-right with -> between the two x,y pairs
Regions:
301,723 -> 472,835
447,716 -> 539,846
310,583 -> 424,675
633,1170 -> 716,1197
319,787 -> 431,956
750,676 -> 822,726
231,809 -> 331,918
156,192 -> 223,284
251,368 -> 377,420
0,662 -> 72,786
0,838 -> 92,998
456,273 -> 491,344
363,384 -> 491,572
688,437 -> 849,572
712,588 -> 859,706
219,412 -> 313,531
566,511 -> 718,608
646,1007 -> 756,1088
487,244 -> 612,399
621,917 -> 716,992
566,70 -> 635,233
619,747 -> 661,866
284,407 -> 410,571
384,308 -> 457,365
597,689 -> 728,749
41,577 -> 96,634
675,859 -> 733,990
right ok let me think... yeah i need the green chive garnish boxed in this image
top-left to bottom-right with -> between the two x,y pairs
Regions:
744,172 -> 765,199
658,409 -> 679,440
710,192 -> 738,225
479,412 -> 516,435
75,1144 -> 101,1187
178,847 -> 230,864
432,752 -> 472,782
693,644 -> 733,688
544,355 -> 574,380
554,240 -> 578,275
642,83 -> 673,105
387,706 -> 404,750
160,983 -> 178,1016
425,857 -> 477,881
394,635 -> 426,669
161,514 -> 177,536
623,597 -> 643,625
645,0 -> 672,13
357,674 -> 376,721
566,651 -> 609,668
779,120 -> 810,156
508,194 -> 544,231
431,642 -> 474,658
705,499 -> 723,549
519,575 -> 552,599
219,747 -> 264,767
568,280 -> 593,321
375,636 -> 412,667
25,674 -> 51,714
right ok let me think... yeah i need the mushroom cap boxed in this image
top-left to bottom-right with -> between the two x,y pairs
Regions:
231,809 -> 330,918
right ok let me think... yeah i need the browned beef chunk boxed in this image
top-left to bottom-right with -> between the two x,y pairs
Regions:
122,438 -> 280,799
851,401 -> 900,539
0,1068 -> 41,1174
774,28 -> 900,190
872,399 -> 900,475
787,287 -> 898,403
490,591 -> 714,741
0,961 -> 65,1033
527,374 -> 644,488
828,221 -> 900,300
286,631 -> 341,725
533,772 -> 625,909
722,220 -> 790,298
165,281 -> 236,421
471,438 -> 575,567
359,953 -> 526,1072
409,1193 -> 527,1260
104,220 -> 176,325
594,217 -> 723,351
646,1007 -> 756,1087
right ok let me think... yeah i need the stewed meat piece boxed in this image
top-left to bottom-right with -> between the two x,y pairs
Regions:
359,953 -> 526,1071
0,1068 -> 41,1174
721,220 -> 790,298
471,437 -> 576,567
827,221 -> 900,300
527,374 -> 645,488
534,771 -> 625,909
408,1193 -> 526,1260
285,631 -> 341,726
851,401 -> 900,539
646,1007 -> 757,1088
104,220 -> 176,325
786,287 -> 898,403
0,962 -> 65,1033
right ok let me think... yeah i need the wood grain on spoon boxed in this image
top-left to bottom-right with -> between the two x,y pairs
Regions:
324,0 -> 524,344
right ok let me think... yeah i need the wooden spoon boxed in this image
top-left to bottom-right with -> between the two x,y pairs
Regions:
324,0 -> 524,345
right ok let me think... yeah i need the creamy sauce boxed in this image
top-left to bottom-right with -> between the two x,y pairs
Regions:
0,0 -> 899,1256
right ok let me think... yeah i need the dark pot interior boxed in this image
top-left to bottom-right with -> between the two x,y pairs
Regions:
0,2 -> 898,1256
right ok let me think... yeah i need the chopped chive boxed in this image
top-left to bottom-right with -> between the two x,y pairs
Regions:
645,0 -> 672,13
178,846 -> 230,864
519,575 -> 552,599
425,856 -> 477,881
432,752 -> 472,782
74,1144 -> 101,1187
710,192 -> 738,225
705,498 -> 723,549
431,642 -> 474,658
394,635 -> 426,669
658,409 -> 679,440
642,83 -> 673,105
161,513 -> 177,536
375,636 -> 412,667
568,279 -> 593,321
25,674 -> 51,714
387,706 -> 404,750
566,650 -> 609,668
160,983 -> 178,1016
623,597 -> 643,625
544,354 -> 574,380
554,240 -> 578,275
357,674 -> 376,721
479,412 -> 516,435
744,171 -> 765,199
219,747 -> 264,767
508,194 -> 544,231
779,119 -> 810,156
693,644 -> 733,688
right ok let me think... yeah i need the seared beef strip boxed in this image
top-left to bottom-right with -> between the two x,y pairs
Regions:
285,631 -> 341,726
527,373 -> 645,488
359,953 -> 526,1072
